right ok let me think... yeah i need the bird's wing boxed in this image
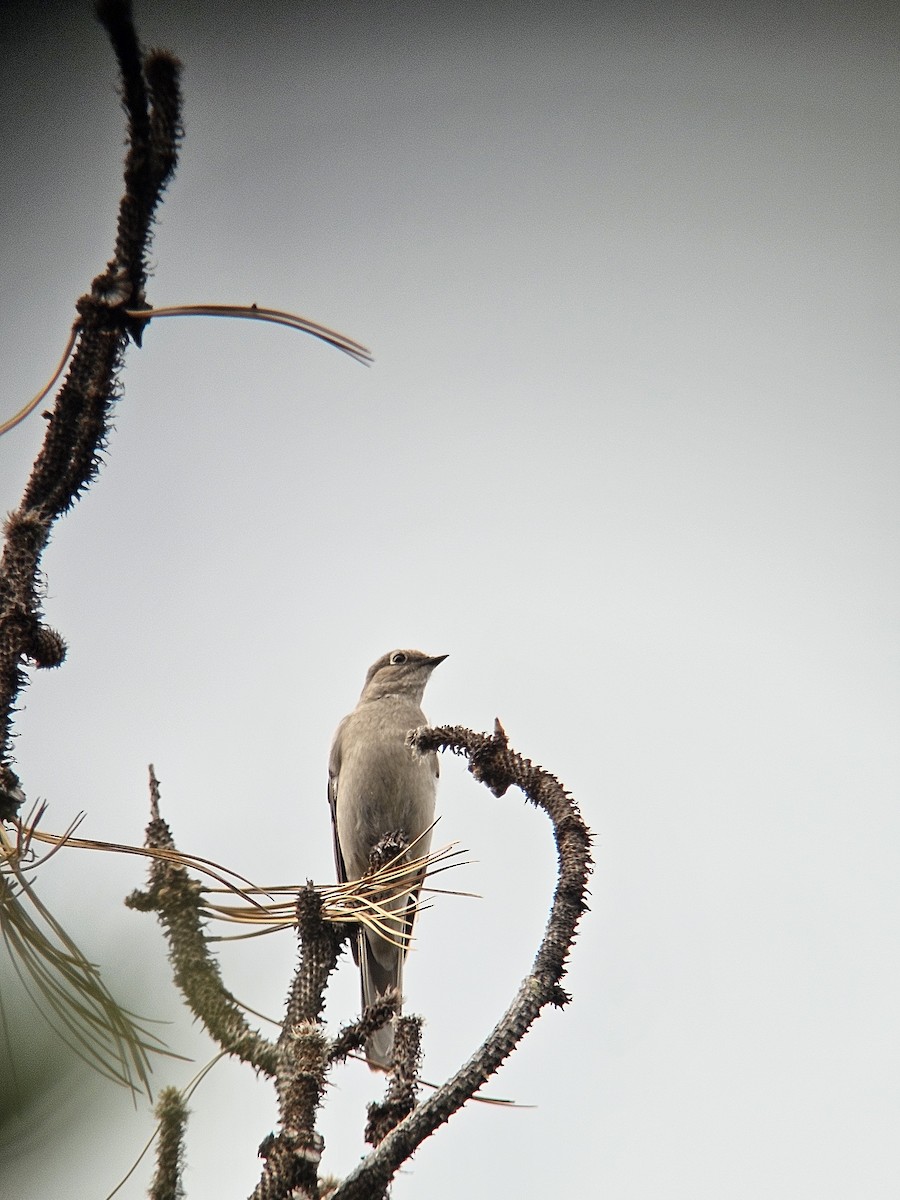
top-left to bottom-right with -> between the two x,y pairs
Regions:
328,716 -> 349,887
330,716 -> 363,968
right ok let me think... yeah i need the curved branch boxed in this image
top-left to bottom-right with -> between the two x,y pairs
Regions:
330,720 -> 593,1200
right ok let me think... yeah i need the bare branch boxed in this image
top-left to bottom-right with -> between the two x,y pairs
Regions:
251,886 -> 347,1200
326,989 -> 401,1071
364,1016 -> 422,1152
0,0 -> 182,817
126,767 -> 277,1078
149,1085 -> 189,1200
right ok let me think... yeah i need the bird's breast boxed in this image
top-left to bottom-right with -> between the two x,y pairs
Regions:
335,701 -> 437,878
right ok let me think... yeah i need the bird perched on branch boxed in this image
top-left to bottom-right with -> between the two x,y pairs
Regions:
328,648 -> 447,1069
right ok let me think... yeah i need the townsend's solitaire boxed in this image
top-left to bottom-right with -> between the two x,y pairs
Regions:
328,648 -> 446,1069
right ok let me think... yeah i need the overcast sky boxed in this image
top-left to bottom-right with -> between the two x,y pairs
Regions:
1,1 -> 899,1197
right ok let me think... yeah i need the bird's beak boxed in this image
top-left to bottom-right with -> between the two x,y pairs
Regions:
428,654 -> 449,667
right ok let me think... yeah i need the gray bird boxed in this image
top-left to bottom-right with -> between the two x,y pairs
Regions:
328,648 -> 447,1069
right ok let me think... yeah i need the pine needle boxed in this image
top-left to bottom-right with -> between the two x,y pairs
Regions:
124,303 -> 373,365
0,326 -> 79,437
203,840 -> 472,949
0,301 -> 371,439
0,858 -> 170,1096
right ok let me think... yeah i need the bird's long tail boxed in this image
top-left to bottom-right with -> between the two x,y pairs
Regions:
359,892 -> 416,1070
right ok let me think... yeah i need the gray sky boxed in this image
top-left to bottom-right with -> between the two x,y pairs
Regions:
1,1 -> 899,1196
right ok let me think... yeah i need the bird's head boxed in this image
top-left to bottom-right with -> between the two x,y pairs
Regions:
360,648 -> 448,703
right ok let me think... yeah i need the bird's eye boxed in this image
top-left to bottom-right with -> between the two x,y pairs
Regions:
390,652 -> 407,665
